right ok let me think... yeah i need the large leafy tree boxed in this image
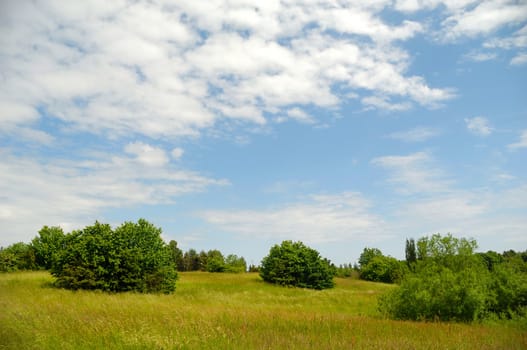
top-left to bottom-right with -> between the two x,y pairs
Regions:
31,226 -> 65,270
260,240 -> 335,290
51,219 -> 178,293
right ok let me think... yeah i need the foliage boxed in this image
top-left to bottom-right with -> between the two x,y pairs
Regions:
358,247 -> 383,269
260,240 -> 335,290
379,234 -> 527,322
224,254 -> 247,273
248,264 -> 260,272
182,249 -> 201,271
405,238 -> 417,270
416,233 -> 477,263
335,263 -> 356,278
0,242 -> 37,272
360,256 -> 407,284
51,219 -> 177,293
31,226 -> 65,270
168,240 -> 184,271
206,249 -> 226,272
379,261 -> 490,322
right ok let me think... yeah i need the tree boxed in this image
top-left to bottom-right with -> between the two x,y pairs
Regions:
360,255 -> 406,283
31,226 -> 65,270
182,249 -> 200,271
224,254 -> 247,273
260,240 -> 335,290
0,242 -> 36,271
358,247 -> 382,269
206,249 -> 225,272
168,240 -> 184,271
405,238 -> 417,269
51,219 -> 178,293
378,233 -> 527,322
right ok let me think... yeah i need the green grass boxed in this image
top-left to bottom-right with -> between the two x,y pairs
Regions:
1,271 -> 525,349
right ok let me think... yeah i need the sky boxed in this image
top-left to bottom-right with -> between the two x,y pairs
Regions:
1,0 -> 526,266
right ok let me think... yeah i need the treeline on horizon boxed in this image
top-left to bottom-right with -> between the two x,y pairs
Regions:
1,219 -> 526,322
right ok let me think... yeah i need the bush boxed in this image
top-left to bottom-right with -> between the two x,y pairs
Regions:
360,255 -> 407,283
51,219 -> 178,293
224,254 -> 247,273
260,240 -> 335,290
378,262 -> 490,322
378,234 -> 527,322
0,242 -> 37,272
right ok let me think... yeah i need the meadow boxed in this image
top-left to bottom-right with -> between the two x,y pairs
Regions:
1,271 -> 525,349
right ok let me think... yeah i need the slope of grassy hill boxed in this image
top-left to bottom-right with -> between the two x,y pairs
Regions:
1,271 -> 525,349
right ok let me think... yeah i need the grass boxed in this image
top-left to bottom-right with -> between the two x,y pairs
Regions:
1,271 -> 525,349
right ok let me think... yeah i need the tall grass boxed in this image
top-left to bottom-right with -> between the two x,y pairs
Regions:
1,271 -> 525,349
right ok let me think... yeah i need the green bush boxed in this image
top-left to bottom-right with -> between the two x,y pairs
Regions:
379,234 -> 527,322
0,242 -> 37,272
360,255 -> 407,283
51,219 -> 178,293
379,262 -> 489,322
260,240 -> 335,290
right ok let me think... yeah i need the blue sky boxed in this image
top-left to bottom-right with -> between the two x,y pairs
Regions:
1,0 -> 526,265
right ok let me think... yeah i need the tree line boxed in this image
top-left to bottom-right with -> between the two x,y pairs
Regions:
1,222 -> 526,322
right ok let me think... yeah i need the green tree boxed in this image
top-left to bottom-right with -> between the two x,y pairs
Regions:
358,247 -> 382,269
206,249 -> 226,272
51,219 -> 177,293
224,254 -> 247,273
260,240 -> 335,290
360,255 -> 406,283
198,250 -> 208,271
378,234 -> 527,322
168,240 -> 184,271
405,238 -> 417,269
183,249 -> 200,271
31,226 -> 65,270
0,242 -> 36,271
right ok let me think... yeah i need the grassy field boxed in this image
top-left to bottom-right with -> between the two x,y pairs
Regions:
1,271 -> 525,349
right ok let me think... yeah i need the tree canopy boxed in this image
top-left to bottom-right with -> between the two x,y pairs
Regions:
260,240 -> 335,290
51,219 -> 178,294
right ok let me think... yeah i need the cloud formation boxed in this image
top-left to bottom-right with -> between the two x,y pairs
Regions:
0,147 -> 227,244
0,0 -> 462,144
388,127 -> 441,142
200,192 -> 387,244
465,116 -> 493,136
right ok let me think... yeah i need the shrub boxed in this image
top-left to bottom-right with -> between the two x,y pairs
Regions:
378,234 -> 527,322
378,262 -> 490,322
224,254 -> 247,273
260,240 -> 335,290
51,219 -> 178,293
360,255 -> 407,283
0,242 -> 37,272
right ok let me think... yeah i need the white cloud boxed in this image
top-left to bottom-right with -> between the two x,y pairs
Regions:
463,50 -> 498,62
285,108 -> 316,124
171,148 -> 184,160
465,116 -> 493,136
124,142 -> 169,167
442,0 -> 527,40
0,147 -> 228,245
362,95 -> 412,112
0,0 -> 457,145
508,129 -> 527,150
510,52 -> 527,65
388,126 -> 440,142
371,152 -> 452,194
200,192 -> 388,244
